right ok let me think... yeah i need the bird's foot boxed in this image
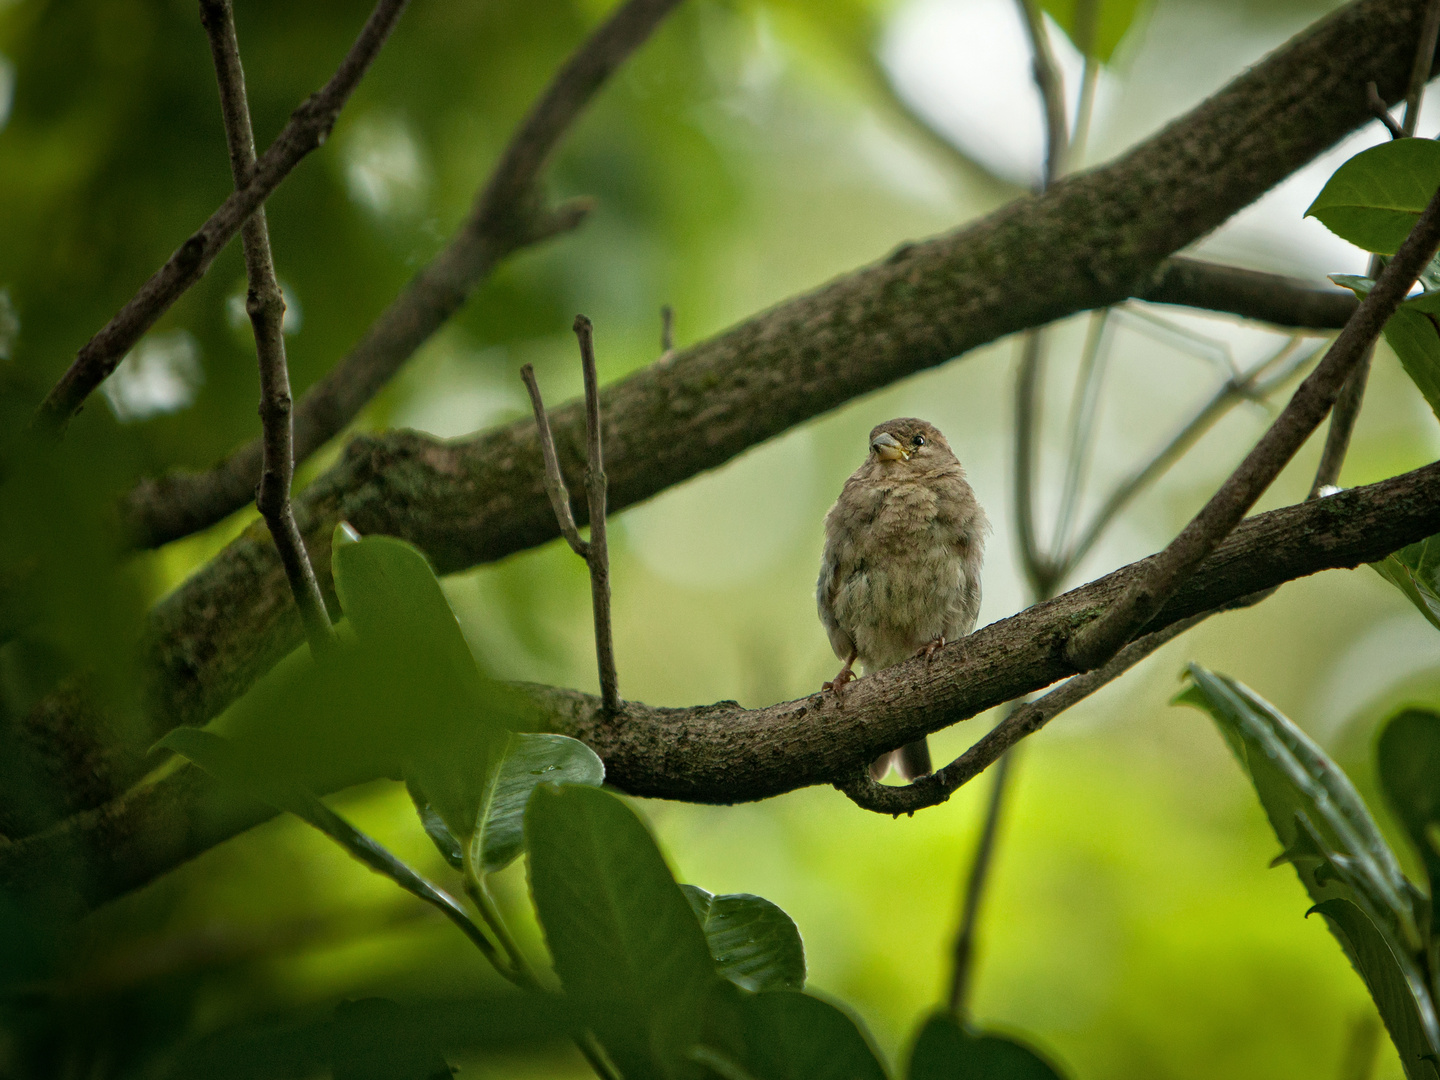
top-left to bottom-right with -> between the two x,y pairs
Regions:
915,636 -> 946,663
823,665 -> 855,698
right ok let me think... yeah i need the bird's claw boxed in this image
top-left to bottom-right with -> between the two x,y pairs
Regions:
916,636 -> 946,663
823,666 -> 855,699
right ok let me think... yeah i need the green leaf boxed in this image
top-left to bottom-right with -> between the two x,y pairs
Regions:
1374,537 -> 1440,633
1310,900 -> 1440,1080
470,733 -> 605,880
160,728 -> 480,941
692,990 -> 888,1080
1330,274 -> 1440,423
1378,709 -> 1440,894
1307,139 -> 1440,255
525,784 -> 723,1080
1039,0 -> 1148,63
908,1011 -> 1066,1080
682,886 -> 806,993
1177,667 -> 1440,1065
407,779 -> 465,871
330,998 -> 453,1080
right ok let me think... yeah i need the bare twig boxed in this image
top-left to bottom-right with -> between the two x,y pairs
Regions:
660,304 -> 675,354
122,0 -> 685,549
1068,336 -> 1320,573
836,610 -> 1211,816
520,366 -> 588,558
200,0 -> 333,656
1367,81 -> 1406,139
35,0 -> 410,433
948,746 -> 1014,1016
1015,0 -> 1068,185
1404,0 -> 1440,134
1050,310 -> 1112,557
1067,180 -> 1440,673
574,316 -> 619,716
522,319 -> 619,716
1138,258 -> 1358,329
1013,331 -> 1056,596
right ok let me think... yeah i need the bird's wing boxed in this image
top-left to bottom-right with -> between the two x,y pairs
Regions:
816,540 -> 855,662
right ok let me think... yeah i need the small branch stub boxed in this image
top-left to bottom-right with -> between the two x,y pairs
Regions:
521,317 -> 620,715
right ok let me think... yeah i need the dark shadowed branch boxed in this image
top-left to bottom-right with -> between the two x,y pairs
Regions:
7,460 -> 1440,915
34,0 -> 410,432
521,318 -> 619,714
1067,180 -> 1440,672
200,0 -> 334,657
121,0 -> 686,549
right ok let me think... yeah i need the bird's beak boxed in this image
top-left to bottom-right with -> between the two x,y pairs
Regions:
871,431 -> 908,461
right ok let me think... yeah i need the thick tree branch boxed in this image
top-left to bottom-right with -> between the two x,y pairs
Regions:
7,0 -> 1432,835
7,462 -> 1440,915
121,0 -> 685,549
34,0 -> 410,432
201,0 -> 334,657
1067,180 -> 1440,671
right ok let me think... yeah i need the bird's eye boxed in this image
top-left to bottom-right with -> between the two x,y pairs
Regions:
912,435 -> 925,447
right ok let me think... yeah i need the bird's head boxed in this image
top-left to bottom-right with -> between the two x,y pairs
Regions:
868,418 -> 955,469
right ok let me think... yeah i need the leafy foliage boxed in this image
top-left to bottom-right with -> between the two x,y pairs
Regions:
1306,139 -> 1440,256
908,1012 -> 1067,1080
1179,668 -> 1440,1079
1373,536 -> 1440,633
1040,0 -> 1148,63
1330,273 -> 1440,423
1377,709 -> 1440,898
682,886 -> 806,993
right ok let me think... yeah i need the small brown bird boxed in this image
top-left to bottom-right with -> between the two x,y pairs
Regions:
817,418 -> 988,781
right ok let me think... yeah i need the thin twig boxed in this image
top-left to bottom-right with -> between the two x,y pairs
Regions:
1068,336 -> 1319,573
660,304 -> 675,354
1403,0 -> 1440,135
200,0 -> 333,656
1013,331 -> 1054,596
573,316 -> 620,716
835,610 -> 1212,816
948,746 -> 1014,1017
520,365 -> 589,558
1050,310 -> 1111,556
1137,258 -> 1357,330
1015,0 -> 1068,186
121,0 -> 685,549
35,0 -> 410,432
1367,81 -> 1406,139
1067,180 -> 1440,673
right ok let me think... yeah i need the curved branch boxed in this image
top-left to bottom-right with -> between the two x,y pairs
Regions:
34,0 -> 411,432
7,461 -> 1440,915
1137,258 -> 1357,329
122,0 -> 685,549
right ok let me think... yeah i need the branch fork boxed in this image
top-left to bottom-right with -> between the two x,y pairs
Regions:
521,316 -> 619,715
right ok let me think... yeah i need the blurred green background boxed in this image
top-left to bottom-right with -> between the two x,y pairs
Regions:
3,0 -> 1439,1076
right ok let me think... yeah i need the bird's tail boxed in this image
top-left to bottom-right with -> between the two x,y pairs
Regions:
868,738 -> 932,782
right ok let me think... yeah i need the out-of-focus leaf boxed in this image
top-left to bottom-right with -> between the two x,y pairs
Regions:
1307,139 -> 1440,255
1177,667 -> 1440,1067
1373,537 -> 1440,633
471,733 -> 605,879
908,1012 -> 1067,1080
159,728 -> 478,938
1331,274 -> 1440,422
1310,900 -> 1439,1080
330,999 -> 452,1080
1378,709 -> 1440,893
525,783 -> 723,1080
691,989 -> 887,1080
1040,0 -> 1148,62
682,886 -> 805,993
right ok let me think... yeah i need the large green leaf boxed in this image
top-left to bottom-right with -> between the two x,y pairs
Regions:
1374,536 -> 1440,633
1039,0 -> 1148,62
691,989 -> 888,1080
470,733 -> 605,879
908,1012 -> 1066,1080
1178,667 -> 1440,1067
1378,709 -> 1440,895
330,998 -> 452,1080
682,886 -> 806,993
525,783 -> 724,1080
1307,139 -> 1440,256
1310,900 -> 1440,1080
